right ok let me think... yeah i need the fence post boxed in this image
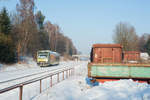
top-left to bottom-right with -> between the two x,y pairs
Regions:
66,70 -> 68,78
63,71 -> 64,80
40,79 -> 42,93
69,69 -> 70,76
19,85 -> 23,100
70,69 -> 71,76
57,73 -> 59,83
50,76 -> 52,87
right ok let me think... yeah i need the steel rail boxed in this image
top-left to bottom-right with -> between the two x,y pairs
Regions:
0,67 -> 74,100
0,66 -> 71,84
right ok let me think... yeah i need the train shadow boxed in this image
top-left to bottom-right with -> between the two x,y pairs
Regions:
40,64 -> 59,68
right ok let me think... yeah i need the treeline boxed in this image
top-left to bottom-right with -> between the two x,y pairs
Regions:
0,0 -> 77,63
113,22 -> 150,55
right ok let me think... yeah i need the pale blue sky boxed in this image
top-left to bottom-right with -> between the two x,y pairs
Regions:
0,0 -> 150,54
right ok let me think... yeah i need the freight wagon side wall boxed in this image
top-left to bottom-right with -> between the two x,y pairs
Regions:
92,47 -> 122,63
114,48 -> 122,63
123,51 -> 140,62
88,64 -> 150,79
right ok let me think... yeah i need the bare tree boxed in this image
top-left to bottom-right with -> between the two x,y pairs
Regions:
16,0 -> 37,60
56,33 -> 66,55
138,33 -> 150,52
113,22 -> 139,51
44,21 -> 58,51
44,21 -> 77,56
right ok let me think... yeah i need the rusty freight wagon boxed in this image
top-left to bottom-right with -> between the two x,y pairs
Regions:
91,44 -> 122,63
86,44 -> 150,86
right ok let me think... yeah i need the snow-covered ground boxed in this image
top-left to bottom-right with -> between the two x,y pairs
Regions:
0,57 -> 38,72
1,60 -> 150,100
34,61 -> 150,100
0,57 -> 77,72
0,58 -> 79,89
0,58 -> 81,100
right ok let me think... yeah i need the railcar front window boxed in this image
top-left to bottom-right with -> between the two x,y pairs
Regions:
38,55 -> 48,58
38,52 -> 49,58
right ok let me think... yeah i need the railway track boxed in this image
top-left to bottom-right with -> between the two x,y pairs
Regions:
0,66 -> 73,90
0,61 -> 80,90
0,66 -> 60,84
0,61 -> 77,84
0,65 -> 74,100
0,61 -> 86,100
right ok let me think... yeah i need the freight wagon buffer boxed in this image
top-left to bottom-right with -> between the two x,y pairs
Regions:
87,44 -> 150,86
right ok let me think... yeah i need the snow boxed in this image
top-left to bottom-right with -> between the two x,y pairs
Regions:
83,80 -> 150,100
140,53 -> 150,60
34,79 -> 150,100
0,57 -> 38,72
34,61 -> 150,100
0,60 -> 79,90
1,60 -> 150,100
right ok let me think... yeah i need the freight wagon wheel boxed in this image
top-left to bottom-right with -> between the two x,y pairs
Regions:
147,80 -> 150,84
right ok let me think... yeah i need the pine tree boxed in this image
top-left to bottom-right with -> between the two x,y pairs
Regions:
0,8 -> 16,63
35,11 -> 45,30
0,34 -> 16,63
0,7 -> 11,35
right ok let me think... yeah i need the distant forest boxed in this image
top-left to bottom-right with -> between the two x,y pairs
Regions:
0,0 -> 77,63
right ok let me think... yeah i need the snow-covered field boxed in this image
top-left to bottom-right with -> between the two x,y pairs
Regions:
1,60 -> 150,100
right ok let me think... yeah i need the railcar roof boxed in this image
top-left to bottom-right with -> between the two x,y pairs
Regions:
123,51 -> 140,53
37,50 -> 59,56
92,44 -> 122,48
38,50 -> 51,52
50,51 -> 60,55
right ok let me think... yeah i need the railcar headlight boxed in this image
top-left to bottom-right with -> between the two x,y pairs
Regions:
45,59 -> 48,62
